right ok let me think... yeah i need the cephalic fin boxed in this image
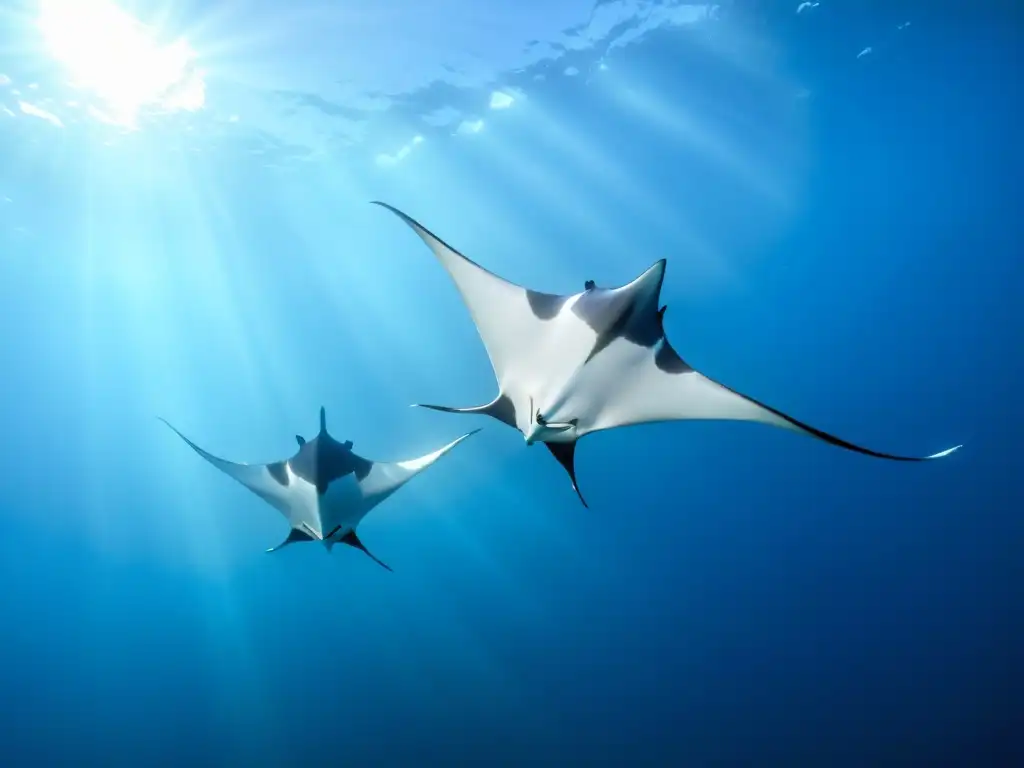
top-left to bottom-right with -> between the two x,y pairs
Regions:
545,441 -> 589,508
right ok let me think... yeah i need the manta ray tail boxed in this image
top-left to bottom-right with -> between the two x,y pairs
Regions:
413,393 -> 516,428
338,530 -> 393,572
546,442 -> 589,509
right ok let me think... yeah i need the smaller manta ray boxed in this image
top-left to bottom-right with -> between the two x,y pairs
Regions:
161,407 -> 478,570
372,201 -> 962,508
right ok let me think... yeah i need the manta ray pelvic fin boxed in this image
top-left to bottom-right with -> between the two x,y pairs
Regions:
339,530 -> 393,572
266,527 -> 315,553
546,441 -> 588,509
414,393 -> 517,429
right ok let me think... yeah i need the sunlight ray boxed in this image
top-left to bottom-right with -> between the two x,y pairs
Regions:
37,0 -> 205,128
0,106 -> 75,170
68,145 -> 273,570
416,130 -> 636,286
330,155 -> 564,406
76,144 -> 115,550
605,78 -> 789,207
193,576 -> 276,743
255,163 -> 404,413
690,15 -> 795,92
378,164 -> 570,289
510,97 -> 736,290
173,159 -> 303,414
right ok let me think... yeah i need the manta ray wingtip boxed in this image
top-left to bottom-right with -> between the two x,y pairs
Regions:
156,417 -> 185,439
928,444 -> 963,459
370,200 -> 398,215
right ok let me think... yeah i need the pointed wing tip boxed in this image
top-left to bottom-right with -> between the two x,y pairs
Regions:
927,444 -> 963,460
453,427 -> 482,445
440,428 -> 481,455
370,200 -> 424,233
574,484 -> 590,509
370,200 -> 401,217
157,417 -> 187,441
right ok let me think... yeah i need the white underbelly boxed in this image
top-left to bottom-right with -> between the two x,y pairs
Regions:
317,472 -> 370,535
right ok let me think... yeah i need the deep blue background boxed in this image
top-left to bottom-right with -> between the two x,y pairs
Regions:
0,1 -> 1020,765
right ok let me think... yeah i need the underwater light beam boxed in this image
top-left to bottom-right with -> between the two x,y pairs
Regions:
37,0 -> 205,128
607,82 -> 787,206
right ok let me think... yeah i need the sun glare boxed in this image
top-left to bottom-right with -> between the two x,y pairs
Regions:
37,0 -> 205,128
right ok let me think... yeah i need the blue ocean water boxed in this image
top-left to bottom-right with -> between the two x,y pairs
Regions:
0,1 -> 1020,765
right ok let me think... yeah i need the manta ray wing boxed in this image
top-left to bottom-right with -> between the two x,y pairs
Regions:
356,429 -> 481,502
159,418 -> 319,526
372,202 -> 598,429
320,429 -> 481,571
574,332 -> 962,461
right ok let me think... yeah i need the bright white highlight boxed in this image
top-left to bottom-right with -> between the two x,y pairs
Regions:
19,100 -> 63,127
37,0 -> 205,127
489,91 -> 514,109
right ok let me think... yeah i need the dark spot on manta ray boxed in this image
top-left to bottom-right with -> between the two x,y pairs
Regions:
575,287 -> 665,363
527,278 -> 675,365
654,338 -> 693,374
267,461 -> 290,486
287,408 -> 373,495
526,289 -> 569,320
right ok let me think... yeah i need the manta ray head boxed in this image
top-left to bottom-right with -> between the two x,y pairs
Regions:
525,396 -> 578,446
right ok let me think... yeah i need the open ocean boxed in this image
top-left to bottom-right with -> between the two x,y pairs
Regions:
0,1 -> 1020,765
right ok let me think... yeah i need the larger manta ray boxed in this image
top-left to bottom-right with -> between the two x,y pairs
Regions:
162,407 -> 478,570
372,201 -> 961,507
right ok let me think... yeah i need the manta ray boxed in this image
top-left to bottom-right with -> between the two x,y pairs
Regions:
372,201 -> 961,507
162,407 -> 478,570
